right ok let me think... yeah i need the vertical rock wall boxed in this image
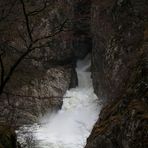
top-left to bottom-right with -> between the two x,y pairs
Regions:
0,0 -> 147,147
86,0 -> 148,147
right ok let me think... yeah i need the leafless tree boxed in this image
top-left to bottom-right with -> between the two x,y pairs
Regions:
0,0 -> 68,95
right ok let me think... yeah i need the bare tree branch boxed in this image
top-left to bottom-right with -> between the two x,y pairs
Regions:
0,56 -> 4,86
0,0 -> 68,95
33,18 -> 68,44
19,0 -> 33,42
0,43 -> 33,94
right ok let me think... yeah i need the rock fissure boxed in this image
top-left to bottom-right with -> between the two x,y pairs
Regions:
0,0 -> 147,147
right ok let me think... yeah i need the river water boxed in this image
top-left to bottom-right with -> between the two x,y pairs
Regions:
17,54 -> 101,148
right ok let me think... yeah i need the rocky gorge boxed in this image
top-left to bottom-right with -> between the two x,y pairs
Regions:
0,0 -> 147,148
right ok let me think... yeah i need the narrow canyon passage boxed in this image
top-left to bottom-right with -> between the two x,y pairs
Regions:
17,55 -> 101,148
0,0 -> 147,147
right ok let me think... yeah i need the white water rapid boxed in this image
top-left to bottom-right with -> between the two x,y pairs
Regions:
17,54 -> 101,148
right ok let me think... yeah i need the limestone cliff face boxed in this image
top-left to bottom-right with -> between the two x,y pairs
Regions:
86,0 -> 148,147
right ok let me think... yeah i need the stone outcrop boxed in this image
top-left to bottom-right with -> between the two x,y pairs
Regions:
86,0 -> 148,147
86,98 -> 148,148
0,0 -> 147,147
0,0 -> 92,126
0,65 -> 73,125
0,0 -> 74,125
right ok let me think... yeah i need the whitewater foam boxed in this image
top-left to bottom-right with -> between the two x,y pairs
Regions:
17,54 -> 101,148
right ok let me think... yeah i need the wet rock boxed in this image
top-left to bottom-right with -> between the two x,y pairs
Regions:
0,66 -> 73,125
86,98 -> 148,148
0,0 -> 78,126
86,0 -> 148,147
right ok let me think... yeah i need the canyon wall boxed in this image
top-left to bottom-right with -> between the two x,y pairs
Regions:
86,0 -> 148,147
0,0 -> 75,125
0,0 -> 91,125
0,0 -> 147,147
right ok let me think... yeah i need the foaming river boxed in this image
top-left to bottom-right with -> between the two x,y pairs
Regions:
17,54 -> 101,148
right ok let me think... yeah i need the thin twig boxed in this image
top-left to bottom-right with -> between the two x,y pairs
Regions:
20,0 -> 33,42
33,19 -> 68,44
0,56 -> 4,86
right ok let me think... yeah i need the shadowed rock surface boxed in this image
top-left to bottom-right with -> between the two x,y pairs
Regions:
0,0 -> 90,125
0,0 -> 147,147
86,0 -> 148,147
0,124 -> 20,148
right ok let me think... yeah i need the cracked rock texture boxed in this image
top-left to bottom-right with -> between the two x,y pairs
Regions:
86,0 -> 148,148
0,0 -> 91,126
0,0 -> 147,147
